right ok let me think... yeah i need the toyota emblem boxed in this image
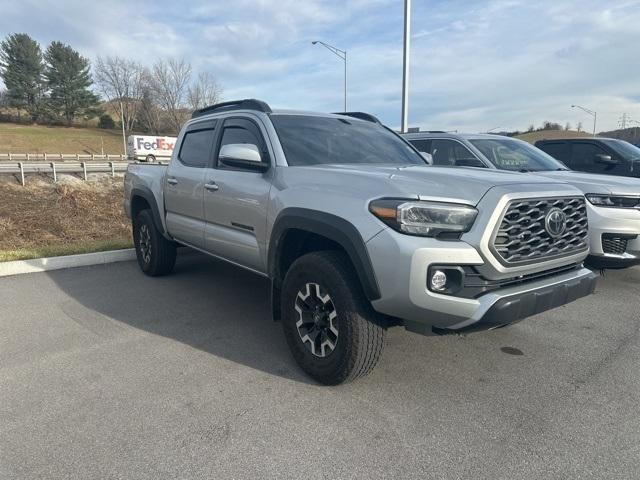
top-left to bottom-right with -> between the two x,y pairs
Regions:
545,208 -> 567,238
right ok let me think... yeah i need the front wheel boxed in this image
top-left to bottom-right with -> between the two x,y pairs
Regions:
281,250 -> 386,385
145,154 -> 156,162
133,209 -> 176,276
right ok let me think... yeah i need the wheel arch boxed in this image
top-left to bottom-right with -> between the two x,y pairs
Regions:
268,208 -> 381,320
130,186 -> 166,236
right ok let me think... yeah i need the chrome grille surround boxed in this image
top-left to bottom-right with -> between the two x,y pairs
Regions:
490,196 -> 589,266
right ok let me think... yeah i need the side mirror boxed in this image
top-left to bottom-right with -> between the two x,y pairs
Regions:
219,143 -> 268,172
420,152 -> 433,165
594,154 -> 617,165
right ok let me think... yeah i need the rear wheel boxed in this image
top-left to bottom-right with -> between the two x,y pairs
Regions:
133,209 -> 176,276
145,154 -> 156,162
281,250 -> 386,385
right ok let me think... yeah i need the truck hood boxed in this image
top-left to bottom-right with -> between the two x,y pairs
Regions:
287,164 -> 571,206
533,170 -> 640,195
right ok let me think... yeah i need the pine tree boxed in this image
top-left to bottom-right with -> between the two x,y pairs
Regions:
44,41 -> 99,126
0,33 -> 44,121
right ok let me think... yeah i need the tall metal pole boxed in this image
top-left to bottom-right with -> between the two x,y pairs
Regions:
571,104 -> 597,137
312,41 -> 347,112
344,51 -> 347,112
401,0 -> 411,133
120,100 -> 127,155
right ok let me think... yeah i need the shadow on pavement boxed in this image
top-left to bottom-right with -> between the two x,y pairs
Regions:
47,250 -> 315,384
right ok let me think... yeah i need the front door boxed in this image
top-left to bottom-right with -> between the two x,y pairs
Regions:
203,117 -> 273,273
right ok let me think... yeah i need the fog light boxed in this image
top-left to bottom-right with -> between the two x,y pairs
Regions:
431,270 -> 448,291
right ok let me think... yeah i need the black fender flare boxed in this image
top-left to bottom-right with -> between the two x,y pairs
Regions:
130,186 -> 166,235
268,208 -> 381,302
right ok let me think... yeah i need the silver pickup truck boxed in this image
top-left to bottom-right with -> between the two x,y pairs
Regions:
124,99 -> 597,384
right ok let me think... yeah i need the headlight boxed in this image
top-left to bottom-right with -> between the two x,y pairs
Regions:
369,199 -> 478,237
586,194 -> 640,208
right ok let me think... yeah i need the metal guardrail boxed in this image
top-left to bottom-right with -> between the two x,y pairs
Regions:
0,161 -> 130,185
0,153 -> 127,161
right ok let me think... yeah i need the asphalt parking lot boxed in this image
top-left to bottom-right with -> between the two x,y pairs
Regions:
1,252 -> 639,479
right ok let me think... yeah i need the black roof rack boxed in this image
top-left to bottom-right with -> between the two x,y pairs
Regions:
192,99 -> 272,118
333,111 -> 381,124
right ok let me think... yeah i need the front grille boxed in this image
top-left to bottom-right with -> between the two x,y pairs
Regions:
492,196 -> 588,265
602,234 -> 632,255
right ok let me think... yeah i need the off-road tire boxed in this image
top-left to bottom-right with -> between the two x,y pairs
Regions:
133,209 -> 176,276
281,250 -> 386,385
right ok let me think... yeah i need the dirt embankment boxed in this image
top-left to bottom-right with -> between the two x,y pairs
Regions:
0,175 -> 132,261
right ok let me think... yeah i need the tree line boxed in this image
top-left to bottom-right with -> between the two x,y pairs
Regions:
0,33 -> 222,135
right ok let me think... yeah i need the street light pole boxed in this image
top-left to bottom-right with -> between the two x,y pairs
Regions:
401,0 -> 411,133
571,104 -> 597,137
120,100 -> 127,156
312,41 -> 347,111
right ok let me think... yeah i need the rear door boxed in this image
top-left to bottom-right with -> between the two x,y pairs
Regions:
203,116 -> 273,273
164,120 -> 217,248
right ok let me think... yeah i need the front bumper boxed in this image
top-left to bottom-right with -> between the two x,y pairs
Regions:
429,267 -> 597,334
586,204 -> 640,268
367,228 -> 597,336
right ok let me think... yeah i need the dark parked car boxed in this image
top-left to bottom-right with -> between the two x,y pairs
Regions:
535,137 -> 640,178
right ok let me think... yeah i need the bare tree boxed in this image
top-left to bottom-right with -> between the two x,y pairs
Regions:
577,121 -> 583,133
187,72 -> 223,110
148,58 -> 191,134
138,84 -> 162,135
94,56 -> 145,135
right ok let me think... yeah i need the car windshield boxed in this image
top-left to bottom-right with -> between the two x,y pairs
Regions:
271,114 -> 426,166
469,138 -> 566,172
604,139 -> 640,159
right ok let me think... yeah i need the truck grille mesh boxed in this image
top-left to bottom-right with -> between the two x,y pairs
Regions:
602,235 -> 628,255
492,196 -> 588,265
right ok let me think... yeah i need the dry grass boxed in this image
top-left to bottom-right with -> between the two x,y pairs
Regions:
0,175 -> 132,261
0,123 -> 125,154
515,129 -> 593,144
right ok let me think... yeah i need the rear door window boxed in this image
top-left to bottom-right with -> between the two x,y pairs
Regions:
538,142 -> 568,163
179,127 -> 216,168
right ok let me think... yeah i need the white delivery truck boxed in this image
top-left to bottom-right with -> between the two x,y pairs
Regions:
126,135 -> 177,162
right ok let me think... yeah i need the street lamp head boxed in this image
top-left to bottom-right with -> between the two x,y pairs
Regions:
311,41 -> 318,45
571,105 -> 576,108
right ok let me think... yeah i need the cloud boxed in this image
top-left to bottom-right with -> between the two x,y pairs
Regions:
0,0 -> 638,132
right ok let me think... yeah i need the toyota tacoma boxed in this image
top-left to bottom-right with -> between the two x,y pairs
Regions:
124,99 -> 597,384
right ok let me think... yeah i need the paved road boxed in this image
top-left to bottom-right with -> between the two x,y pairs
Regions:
1,253 -> 638,479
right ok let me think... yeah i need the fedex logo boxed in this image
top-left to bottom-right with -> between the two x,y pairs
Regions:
136,137 -> 175,151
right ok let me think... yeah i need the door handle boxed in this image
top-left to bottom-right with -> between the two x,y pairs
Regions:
204,182 -> 219,191
167,177 -> 178,185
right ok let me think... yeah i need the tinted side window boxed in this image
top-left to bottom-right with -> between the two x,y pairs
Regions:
538,142 -> 568,161
430,139 -> 477,166
179,129 -> 215,168
410,139 -> 431,153
571,142 -> 608,173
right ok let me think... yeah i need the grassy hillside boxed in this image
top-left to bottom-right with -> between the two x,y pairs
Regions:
516,129 -> 592,144
0,123 -> 125,154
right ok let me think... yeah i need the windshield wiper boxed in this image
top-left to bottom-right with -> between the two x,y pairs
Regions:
518,168 -> 533,173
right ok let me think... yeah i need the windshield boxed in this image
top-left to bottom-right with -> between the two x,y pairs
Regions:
469,138 -> 566,172
604,139 -> 640,159
271,114 -> 426,166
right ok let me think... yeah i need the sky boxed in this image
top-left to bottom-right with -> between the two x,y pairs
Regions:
1,0 -> 640,132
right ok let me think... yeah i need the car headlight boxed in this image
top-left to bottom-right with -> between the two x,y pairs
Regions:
586,194 -> 640,208
369,199 -> 478,237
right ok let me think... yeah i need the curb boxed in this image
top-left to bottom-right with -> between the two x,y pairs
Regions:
0,249 -> 137,277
